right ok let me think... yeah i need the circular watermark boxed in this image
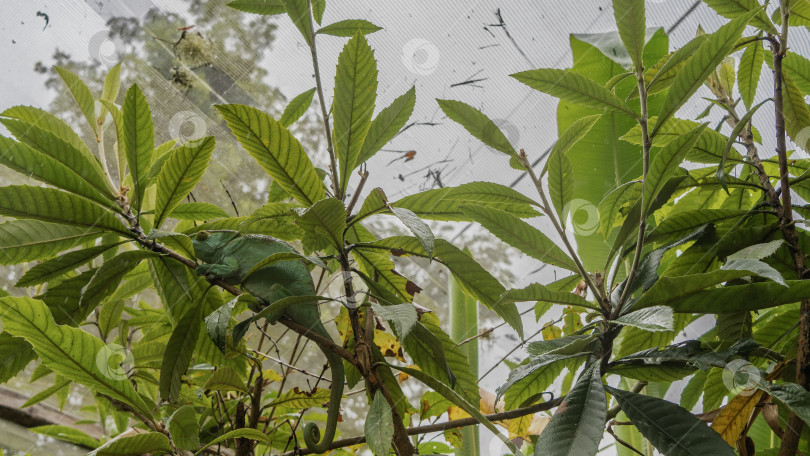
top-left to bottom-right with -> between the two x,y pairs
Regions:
168,110 -> 208,144
796,126 -> 810,154
562,199 -> 600,236
486,433 -> 518,456
401,38 -> 440,76
722,359 -> 763,396
96,343 -> 134,381
87,30 -> 125,68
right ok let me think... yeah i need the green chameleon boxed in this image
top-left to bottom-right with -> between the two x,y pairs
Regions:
192,229 -> 344,453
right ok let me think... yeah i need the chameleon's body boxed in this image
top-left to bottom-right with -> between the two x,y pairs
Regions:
192,230 -> 343,453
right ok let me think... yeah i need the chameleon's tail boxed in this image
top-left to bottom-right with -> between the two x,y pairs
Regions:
303,344 -> 345,453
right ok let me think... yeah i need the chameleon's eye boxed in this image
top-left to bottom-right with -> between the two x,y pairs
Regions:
196,231 -> 210,241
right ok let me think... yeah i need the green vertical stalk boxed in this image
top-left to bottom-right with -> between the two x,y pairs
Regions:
450,268 -> 479,456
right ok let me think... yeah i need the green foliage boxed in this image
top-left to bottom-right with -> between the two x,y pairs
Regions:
365,391 -> 394,456
334,32 -> 378,195
534,366 -> 606,455
1,3 -> 809,456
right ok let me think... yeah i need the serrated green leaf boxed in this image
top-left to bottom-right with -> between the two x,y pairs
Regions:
216,104 -> 325,205
500,354 -> 586,409
90,432 -> 172,456
623,116 -> 744,165
613,0 -> 645,72
279,87 -> 316,127
616,306 -> 674,331
390,207 -> 434,258
739,41 -> 765,109
392,181 -> 540,221
499,283 -> 598,310
357,86 -> 416,165
768,383 -> 810,427
512,68 -> 636,117
204,365 -> 248,393
154,136 -> 215,228
0,136 -> 115,208
652,10 -> 757,138
16,241 -> 122,288
362,236 -> 523,336
545,115 -> 601,220
354,187 -> 388,224
548,145 -> 575,223
646,35 -> 709,94
294,197 -> 347,251
371,302 -> 417,340
311,0 -> 324,23
0,297 -> 153,419
1,105 -> 97,164
781,51 -> 810,95
535,366 -> 605,456
403,313 -> 478,403
782,72 -> 810,148
149,256 -> 198,321
334,32 -> 378,194
0,332 -> 37,383
98,299 -> 126,341
282,0 -> 314,46
609,364 -> 695,382
169,202 -> 229,220
646,209 -> 749,244
267,388 -> 332,408
0,117 -> 114,199
319,19 -> 382,37
528,335 -> 597,357
366,390 -> 394,456
723,258 -> 786,286
122,84 -> 155,213
348,226 -> 416,303
772,0 -> 810,29
460,204 -> 577,271
227,0 -> 285,15
21,376 -> 71,409
607,386 -> 736,455
437,99 -> 520,162
168,405 -> 200,451
30,424 -> 100,449
703,0 -> 775,32
160,305 -> 202,402
99,62 -> 122,120
81,251 -> 155,310
205,297 -> 237,353
54,67 -> 97,135
644,123 -> 706,215
0,186 -> 128,235
639,279 -> 810,313
598,180 -> 641,238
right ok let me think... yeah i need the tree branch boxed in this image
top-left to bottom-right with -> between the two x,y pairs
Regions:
277,397 -> 564,456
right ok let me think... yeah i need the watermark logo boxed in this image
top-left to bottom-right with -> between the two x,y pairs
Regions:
486,433 -> 518,456
401,39 -> 440,76
722,359 -> 762,396
96,343 -> 134,381
88,30 -> 125,68
562,199 -> 600,236
168,110 -> 208,144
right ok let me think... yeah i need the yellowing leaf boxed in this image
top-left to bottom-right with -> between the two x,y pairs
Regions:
710,389 -> 765,446
374,330 -> 405,362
